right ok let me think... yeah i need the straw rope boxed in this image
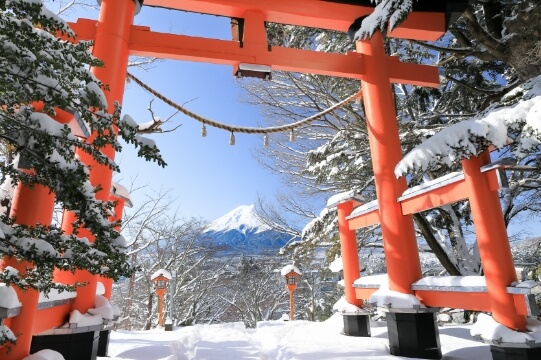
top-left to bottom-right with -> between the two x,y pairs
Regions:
126,72 -> 361,135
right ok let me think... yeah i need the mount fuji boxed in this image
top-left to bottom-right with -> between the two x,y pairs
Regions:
200,204 -> 292,255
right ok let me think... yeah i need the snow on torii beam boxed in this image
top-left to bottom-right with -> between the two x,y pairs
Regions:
346,165 -> 506,230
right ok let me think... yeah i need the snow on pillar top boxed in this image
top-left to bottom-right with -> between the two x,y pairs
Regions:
151,269 -> 172,281
326,190 -> 364,209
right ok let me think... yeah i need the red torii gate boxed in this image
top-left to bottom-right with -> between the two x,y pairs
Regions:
0,1 -> 533,359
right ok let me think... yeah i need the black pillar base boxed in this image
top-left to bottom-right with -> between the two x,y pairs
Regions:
343,313 -> 371,337
31,331 -> 100,360
490,345 -> 541,360
164,323 -> 173,331
387,312 -> 441,359
97,330 -> 110,357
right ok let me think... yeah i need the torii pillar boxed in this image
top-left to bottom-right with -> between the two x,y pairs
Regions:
0,183 -> 55,360
54,0 -> 138,312
50,1 -> 139,359
335,197 -> 371,337
462,152 -> 525,332
356,32 -> 439,359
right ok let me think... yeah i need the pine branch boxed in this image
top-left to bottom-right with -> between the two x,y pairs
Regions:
411,40 -> 472,55
444,75 -> 499,95
463,6 -> 506,60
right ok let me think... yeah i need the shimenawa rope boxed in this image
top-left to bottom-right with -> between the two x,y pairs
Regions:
126,72 -> 361,135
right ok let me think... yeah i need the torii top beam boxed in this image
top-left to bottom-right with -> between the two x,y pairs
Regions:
144,0 -> 452,41
70,0 -> 449,87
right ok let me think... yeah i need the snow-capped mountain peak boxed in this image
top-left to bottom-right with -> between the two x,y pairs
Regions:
205,205 -> 271,234
201,205 -> 291,255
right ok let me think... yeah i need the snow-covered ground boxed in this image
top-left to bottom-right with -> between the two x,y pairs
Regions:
98,314 -> 491,360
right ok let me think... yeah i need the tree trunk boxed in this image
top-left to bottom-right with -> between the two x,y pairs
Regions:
145,293 -> 153,330
413,213 -> 461,275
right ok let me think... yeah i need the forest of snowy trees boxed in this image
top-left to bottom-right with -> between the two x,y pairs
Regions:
109,194 -> 342,330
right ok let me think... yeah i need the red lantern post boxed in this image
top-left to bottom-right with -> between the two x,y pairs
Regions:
151,269 -> 172,327
281,265 -> 302,321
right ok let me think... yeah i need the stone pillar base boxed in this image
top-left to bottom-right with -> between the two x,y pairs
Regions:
490,345 -> 541,360
343,312 -> 371,337
97,330 -> 110,357
387,311 -> 441,359
31,331 -> 100,360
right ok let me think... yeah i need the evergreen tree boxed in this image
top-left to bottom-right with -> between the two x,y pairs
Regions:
0,0 -> 165,297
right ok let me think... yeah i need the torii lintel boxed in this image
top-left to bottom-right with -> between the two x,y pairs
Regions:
144,0 -> 455,41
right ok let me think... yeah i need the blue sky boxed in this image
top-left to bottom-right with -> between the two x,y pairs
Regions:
61,5 -> 302,222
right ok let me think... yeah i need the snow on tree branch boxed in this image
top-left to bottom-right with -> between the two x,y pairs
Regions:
396,75 -> 541,177
353,0 -> 415,40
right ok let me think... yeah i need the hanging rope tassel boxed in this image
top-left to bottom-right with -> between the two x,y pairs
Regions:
201,124 -> 207,137
229,132 -> 235,145
289,129 -> 295,142
263,134 -> 269,147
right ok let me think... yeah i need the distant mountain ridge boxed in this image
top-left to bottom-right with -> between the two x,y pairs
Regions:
200,205 -> 291,255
